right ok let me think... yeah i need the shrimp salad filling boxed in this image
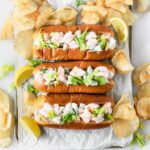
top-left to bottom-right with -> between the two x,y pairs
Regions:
34,30 -> 116,52
34,102 -> 113,124
34,66 -> 114,86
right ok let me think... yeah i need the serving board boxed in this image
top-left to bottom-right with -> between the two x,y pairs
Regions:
15,1 -> 134,149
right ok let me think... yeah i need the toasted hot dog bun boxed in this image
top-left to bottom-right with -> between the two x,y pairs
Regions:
33,61 -> 115,93
33,25 -> 115,61
35,94 -> 114,129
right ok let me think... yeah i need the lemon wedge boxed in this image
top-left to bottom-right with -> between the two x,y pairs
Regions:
110,17 -> 128,43
20,116 -> 41,139
14,65 -> 34,87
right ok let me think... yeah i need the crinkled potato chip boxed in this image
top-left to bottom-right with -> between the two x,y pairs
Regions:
137,82 -> 150,99
39,1 -> 54,13
0,16 -> 14,40
13,13 -> 35,31
14,0 -> 38,15
36,8 -> 54,28
121,8 -> 136,26
14,30 -> 34,59
134,63 -> 150,86
112,49 -> 134,74
53,7 -> 77,22
113,117 -> 139,138
136,97 -> 150,119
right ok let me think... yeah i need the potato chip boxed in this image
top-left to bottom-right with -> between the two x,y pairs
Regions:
24,91 -> 45,116
13,13 -> 35,31
121,8 -> 136,26
53,7 -> 77,22
26,10 -> 40,20
112,49 -> 134,74
103,8 -> 122,26
136,97 -> 150,119
113,103 -> 136,120
113,117 -> 139,138
87,1 -> 95,6
46,19 -> 62,26
0,137 -> 11,148
139,64 -> 150,85
63,18 -> 76,26
14,0 -> 38,15
136,0 -> 149,13
105,0 -> 133,5
81,11 -> 100,24
39,1 -> 54,13
134,63 -> 150,86
33,0 -> 44,6
36,8 -> 54,28
137,82 -> 150,99
96,0 -> 105,6
105,2 -> 127,13
14,30 -> 34,59
0,16 -> 14,40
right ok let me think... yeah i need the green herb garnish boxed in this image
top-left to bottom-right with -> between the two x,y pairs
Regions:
29,59 -> 42,67
76,0 -> 85,7
104,114 -> 113,120
48,111 -> 57,119
68,76 -> 84,85
131,132 -> 146,147
93,76 -> 107,85
40,68 -> 47,73
98,35 -> 107,50
92,107 -> 105,117
61,113 -> 77,124
27,84 -> 39,95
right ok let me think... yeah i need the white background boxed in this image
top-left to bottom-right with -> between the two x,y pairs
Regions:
0,0 -> 150,150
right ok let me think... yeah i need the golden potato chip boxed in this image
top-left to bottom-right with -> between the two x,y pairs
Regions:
113,103 -> 136,120
136,97 -> 150,119
81,11 -> 100,24
96,0 -> 105,6
63,18 -> 76,26
46,19 -> 62,26
13,13 -> 35,31
26,10 -> 40,20
53,7 -> 77,22
33,0 -> 44,6
133,63 -> 150,85
112,49 -> 134,74
137,82 -> 150,99
39,1 -> 54,13
0,16 -> 14,40
0,137 -> 11,148
103,8 -> 122,26
121,8 -> 136,26
105,0 -> 133,5
136,0 -> 149,13
139,64 -> 150,85
24,91 -> 45,116
87,1 -> 95,6
36,8 -> 54,28
113,117 -> 139,138
14,30 -> 34,59
105,2 -> 127,13
14,0 -> 38,15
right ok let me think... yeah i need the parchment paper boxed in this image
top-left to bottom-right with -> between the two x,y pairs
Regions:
17,0 -> 134,149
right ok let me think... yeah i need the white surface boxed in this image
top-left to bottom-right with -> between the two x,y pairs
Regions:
0,0 -> 150,150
